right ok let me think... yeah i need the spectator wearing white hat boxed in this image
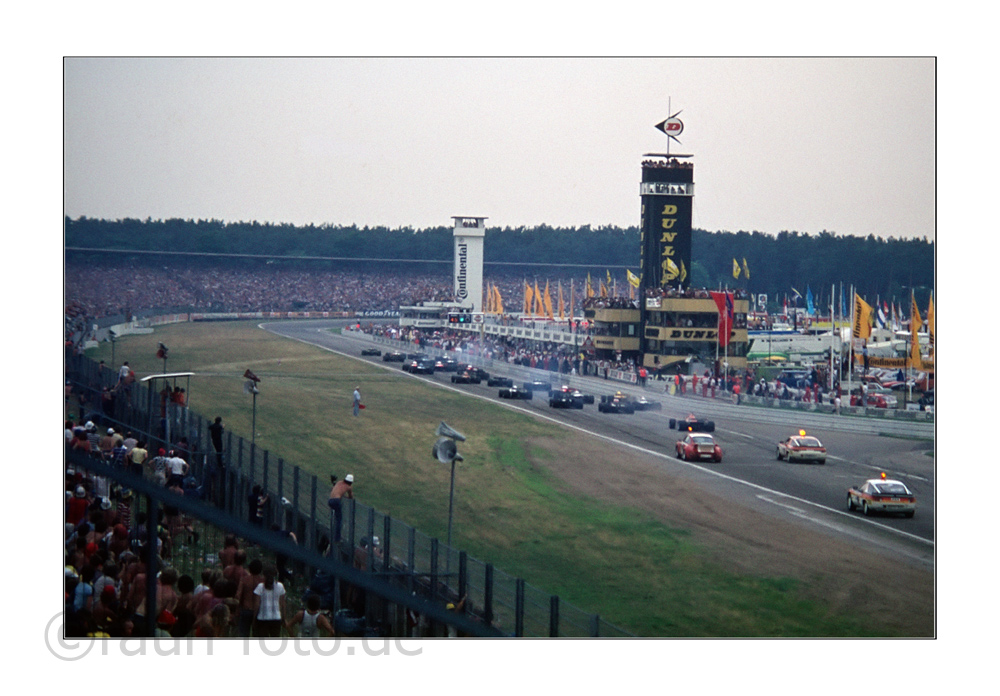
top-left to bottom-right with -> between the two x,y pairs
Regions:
327,474 -> 354,542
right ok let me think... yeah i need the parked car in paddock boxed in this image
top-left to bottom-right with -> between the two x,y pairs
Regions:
675,432 -> 723,462
487,375 -> 514,388
382,351 -> 406,362
776,431 -> 827,464
632,395 -> 662,411
846,475 -> 916,518
549,386 -> 585,409
597,394 -> 635,414
668,414 -> 715,432
499,384 -> 532,400
361,348 -> 382,356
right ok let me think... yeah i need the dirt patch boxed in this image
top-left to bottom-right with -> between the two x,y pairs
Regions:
528,435 -> 934,636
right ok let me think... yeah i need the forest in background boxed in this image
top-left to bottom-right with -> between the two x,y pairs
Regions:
65,217 -> 935,309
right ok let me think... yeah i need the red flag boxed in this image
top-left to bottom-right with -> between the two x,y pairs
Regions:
710,291 -> 735,348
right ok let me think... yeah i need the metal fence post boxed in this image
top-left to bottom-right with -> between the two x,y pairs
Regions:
407,527 -> 416,595
515,578 -> 525,637
458,551 -> 467,601
590,614 -> 600,637
430,538 -> 439,602
549,595 -> 560,637
484,563 -> 494,628
309,475 -> 318,553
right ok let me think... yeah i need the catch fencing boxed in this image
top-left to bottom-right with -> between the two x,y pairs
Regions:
66,353 -> 632,638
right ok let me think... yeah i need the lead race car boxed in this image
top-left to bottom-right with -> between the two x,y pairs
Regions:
668,414 -> 715,432
361,348 -> 382,356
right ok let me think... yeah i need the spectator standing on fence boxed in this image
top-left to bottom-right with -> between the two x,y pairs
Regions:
328,474 -> 354,542
253,563 -> 286,638
249,485 -> 269,527
209,416 -> 225,467
353,386 -> 362,416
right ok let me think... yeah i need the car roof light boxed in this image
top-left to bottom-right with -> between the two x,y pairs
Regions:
799,429 -> 806,437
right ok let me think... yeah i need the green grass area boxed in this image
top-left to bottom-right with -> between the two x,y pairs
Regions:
85,320 -> 902,636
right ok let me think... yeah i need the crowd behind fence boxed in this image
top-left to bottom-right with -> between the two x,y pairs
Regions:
66,352 -> 633,638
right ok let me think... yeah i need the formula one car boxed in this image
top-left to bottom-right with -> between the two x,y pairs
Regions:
846,474 -> 916,517
668,414 -> 715,432
597,394 -> 635,414
632,395 -> 662,411
776,431 -> 827,464
361,348 -> 382,356
548,386 -> 585,409
487,376 -> 514,388
675,432 -> 723,462
522,380 -> 552,393
451,369 -> 483,384
382,351 -> 406,362
499,384 -> 533,400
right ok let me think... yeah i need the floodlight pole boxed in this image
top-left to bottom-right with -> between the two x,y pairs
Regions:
447,455 -> 456,552
251,390 -> 258,448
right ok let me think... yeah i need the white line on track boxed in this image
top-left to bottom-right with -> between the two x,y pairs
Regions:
263,322 -> 934,548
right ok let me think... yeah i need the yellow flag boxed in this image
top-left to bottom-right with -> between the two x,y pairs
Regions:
606,269 -> 612,286
523,281 -> 532,314
853,293 -> 873,339
534,280 -> 542,315
732,258 -> 741,279
586,273 -> 594,298
626,269 -> 641,288
495,285 -> 504,315
742,258 -> 750,280
544,280 -> 554,320
486,283 -> 493,313
910,292 -> 923,368
599,280 -> 608,298
926,292 -> 934,353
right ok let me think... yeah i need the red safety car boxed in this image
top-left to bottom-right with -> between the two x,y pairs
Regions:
675,432 -> 722,462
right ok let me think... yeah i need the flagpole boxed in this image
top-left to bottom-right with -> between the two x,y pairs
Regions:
848,284 -> 854,399
830,283 -> 835,392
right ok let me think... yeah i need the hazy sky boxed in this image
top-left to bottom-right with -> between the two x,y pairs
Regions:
64,57 -> 934,239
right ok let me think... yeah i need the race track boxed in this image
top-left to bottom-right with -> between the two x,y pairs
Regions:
262,320 -> 935,570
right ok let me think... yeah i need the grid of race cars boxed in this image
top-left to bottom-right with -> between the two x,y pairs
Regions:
365,348 -> 918,519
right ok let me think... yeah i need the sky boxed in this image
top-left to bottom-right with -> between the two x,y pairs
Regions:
64,57 -> 935,240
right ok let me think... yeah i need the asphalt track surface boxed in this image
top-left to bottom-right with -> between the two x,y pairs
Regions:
262,320 -> 935,570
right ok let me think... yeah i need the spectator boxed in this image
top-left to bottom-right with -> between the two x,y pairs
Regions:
287,594 -> 334,638
165,451 -> 189,488
127,440 -> 148,477
253,564 -> 287,638
236,559 -> 264,638
327,474 -> 354,542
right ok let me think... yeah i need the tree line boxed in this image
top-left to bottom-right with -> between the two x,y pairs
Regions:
64,217 -> 934,309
